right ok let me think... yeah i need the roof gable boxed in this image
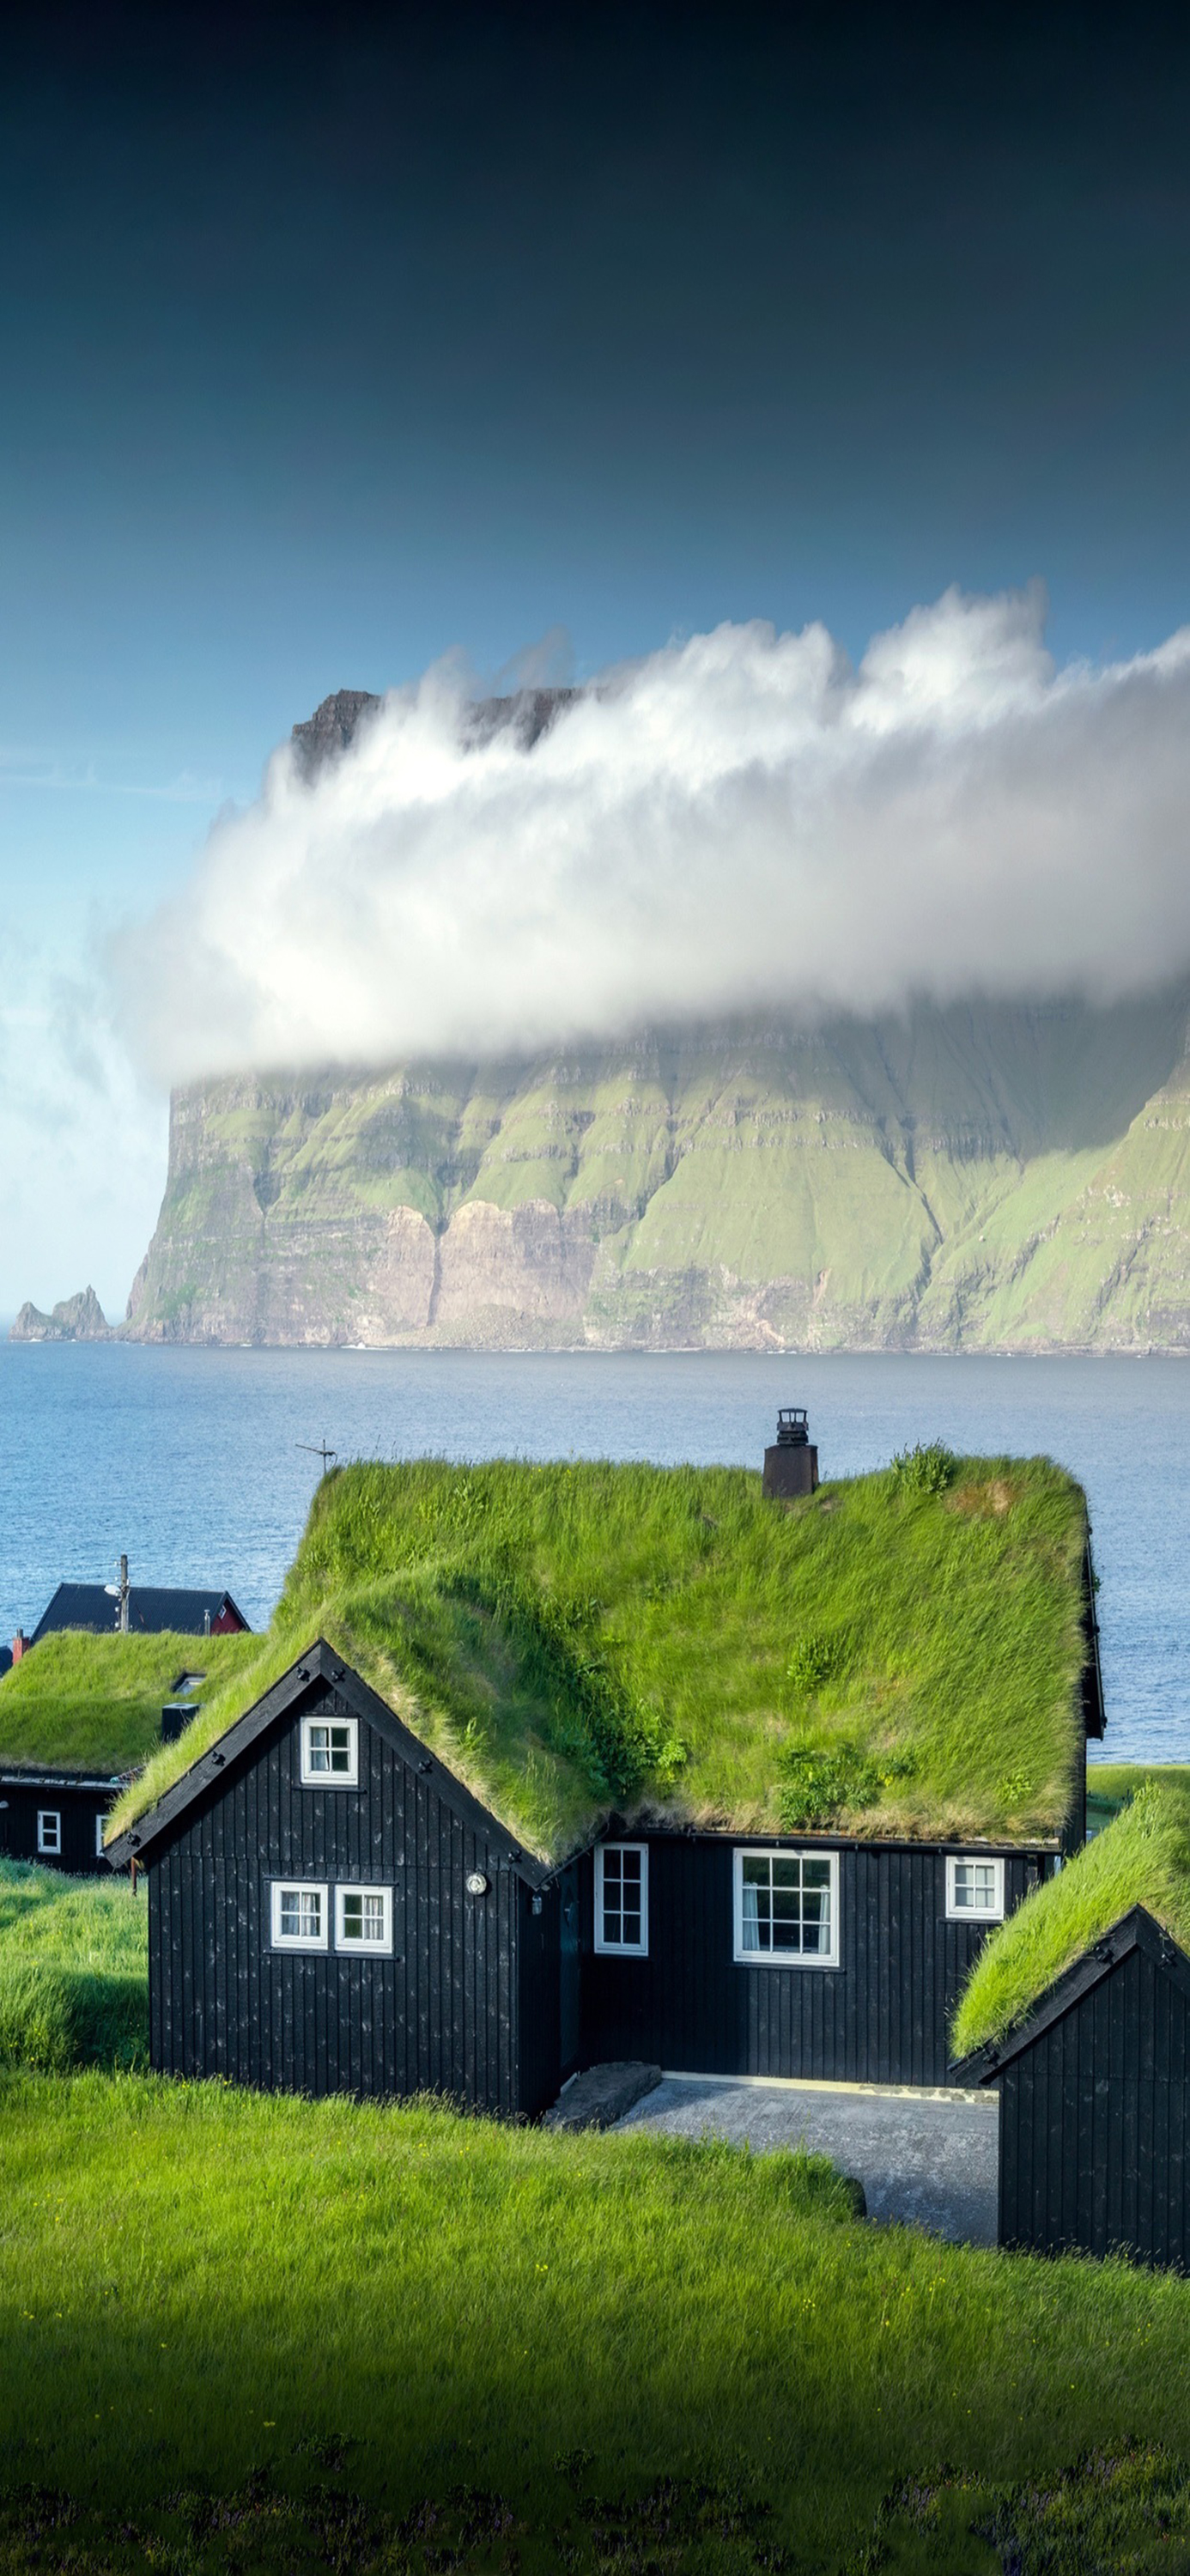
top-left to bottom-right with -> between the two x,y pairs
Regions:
104,1640 -> 549,1886
962,1905 -> 1190,2081
32,1584 -> 248,1643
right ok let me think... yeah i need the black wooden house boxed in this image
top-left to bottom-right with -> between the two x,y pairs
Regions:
0,1765 -> 126,1874
107,1619 -> 1104,2114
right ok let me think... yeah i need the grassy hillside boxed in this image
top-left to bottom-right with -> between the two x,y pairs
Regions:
1086,1760 -> 1190,1805
0,1628 -> 263,1773
112,1450 -> 1089,1860
0,1860 -> 147,2070
121,988 -> 1190,1352
3,2075 -> 1190,2569
954,1782 -> 1190,2057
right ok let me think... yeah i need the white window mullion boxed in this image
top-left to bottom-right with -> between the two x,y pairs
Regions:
334,1884 -> 393,1953
270,1880 -> 329,1950
945,1855 -> 1005,1920
300,1716 -> 359,1785
594,1844 -> 648,1954
733,1848 -> 840,1968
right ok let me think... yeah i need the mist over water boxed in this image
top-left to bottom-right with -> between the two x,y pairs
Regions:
0,1343 -> 1181,1765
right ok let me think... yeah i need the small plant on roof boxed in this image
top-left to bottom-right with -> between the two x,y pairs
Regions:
777,1742 -> 919,1830
890,1441 -> 956,1498
786,1633 -> 840,1694
778,1747 -> 879,1828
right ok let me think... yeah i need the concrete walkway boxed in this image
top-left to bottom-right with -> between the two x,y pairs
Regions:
616,2075 -> 999,2246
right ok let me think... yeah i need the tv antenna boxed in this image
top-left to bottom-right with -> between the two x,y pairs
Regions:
297,1440 -> 338,1473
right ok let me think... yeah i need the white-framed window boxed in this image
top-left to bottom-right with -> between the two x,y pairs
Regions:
270,1881 -> 329,1950
94,1814 -> 106,1858
733,1848 -> 840,1967
37,1810 -> 61,1857
334,1884 -> 393,1953
594,1844 -> 648,1954
300,1714 -> 358,1786
945,1855 -> 1005,1921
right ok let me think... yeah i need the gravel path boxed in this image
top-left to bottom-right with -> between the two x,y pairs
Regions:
616,2075 -> 999,2245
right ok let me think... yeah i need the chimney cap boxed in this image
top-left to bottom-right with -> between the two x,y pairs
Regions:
776,1407 -> 810,1447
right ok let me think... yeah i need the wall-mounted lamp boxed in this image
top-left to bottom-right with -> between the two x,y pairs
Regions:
465,1870 -> 489,1897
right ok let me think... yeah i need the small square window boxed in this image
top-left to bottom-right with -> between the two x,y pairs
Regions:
334,1884 -> 393,1953
37,1810 -> 61,1857
595,1845 -> 648,1954
733,1849 -> 840,1967
270,1881 -> 329,1949
945,1855 -> 1005,1921
300,1714 -> 358,1785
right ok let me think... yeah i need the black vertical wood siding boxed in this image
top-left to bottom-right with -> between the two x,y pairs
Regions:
149,1677 -> 524,2113
999,1944 -> 1190,2268
580,1836 -> 1037,2088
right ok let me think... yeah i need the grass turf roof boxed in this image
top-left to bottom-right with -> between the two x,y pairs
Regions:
952,1781 -> 1190,2059
109,1452 -> 1090,1865
0,1631 -> 263,1776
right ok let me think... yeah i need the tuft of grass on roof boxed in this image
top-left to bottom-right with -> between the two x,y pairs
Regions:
111,1452 -> 1090,1864
0,1629 -> 264,1775
953,1782 -> 1190,2061
0,1858 -> 148,2070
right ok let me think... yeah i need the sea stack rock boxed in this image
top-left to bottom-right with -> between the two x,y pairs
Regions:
9,1286 -> 111,1342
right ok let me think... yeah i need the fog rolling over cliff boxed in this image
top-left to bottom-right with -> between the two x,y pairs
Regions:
117,676 -> 1190,1354
123,987 -> 1190,1352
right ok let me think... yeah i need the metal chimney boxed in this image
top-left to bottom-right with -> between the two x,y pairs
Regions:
762,1407 -> 819,1501
118,1554 -> 130,1634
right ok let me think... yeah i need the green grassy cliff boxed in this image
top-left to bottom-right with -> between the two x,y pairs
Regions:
120,987 -> 1190,1349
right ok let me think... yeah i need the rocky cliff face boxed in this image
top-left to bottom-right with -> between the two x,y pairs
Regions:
121,987 -> 1190,1351
10,1287 -> 111,1343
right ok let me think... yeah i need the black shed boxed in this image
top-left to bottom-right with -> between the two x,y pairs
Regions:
975,1906 -> 1190,2269
106,1636 -> 1081,2115
0,1765 -> 124,1874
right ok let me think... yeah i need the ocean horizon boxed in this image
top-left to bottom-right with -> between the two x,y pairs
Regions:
1,1340 -> 1183,1768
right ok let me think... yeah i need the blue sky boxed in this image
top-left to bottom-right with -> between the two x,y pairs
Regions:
3,3 -> 1190,1315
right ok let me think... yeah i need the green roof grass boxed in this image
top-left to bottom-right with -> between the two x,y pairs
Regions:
0,1630 -> 263,1775
953,1781 -> 1190,2060
110,1450 -> 1090,1865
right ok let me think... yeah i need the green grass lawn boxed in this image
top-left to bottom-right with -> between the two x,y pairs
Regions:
113,1452 -> 1090,1862
0,1860 -> 147,2071
1087,1759 -> 1190,1809
0,1628 -> 263,1772
1,2075 -> 1190,2572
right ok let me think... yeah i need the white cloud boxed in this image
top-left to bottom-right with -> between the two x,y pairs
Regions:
113,586 -> 1190,1084
0,976 -> 166,1320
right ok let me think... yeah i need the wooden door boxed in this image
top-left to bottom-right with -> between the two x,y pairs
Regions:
559,1863 -> 580,2077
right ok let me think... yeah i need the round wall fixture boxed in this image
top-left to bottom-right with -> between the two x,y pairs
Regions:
465,1869 -> 490,1896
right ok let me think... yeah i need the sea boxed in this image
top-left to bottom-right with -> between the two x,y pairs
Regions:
1,1341 -> 1187,1767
